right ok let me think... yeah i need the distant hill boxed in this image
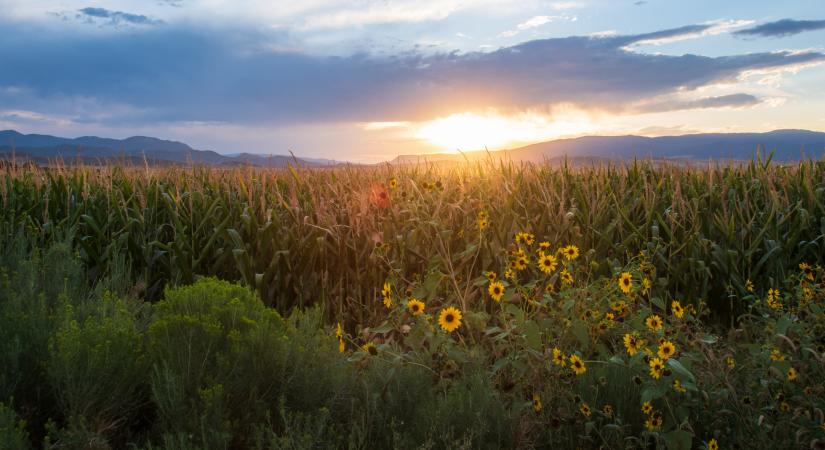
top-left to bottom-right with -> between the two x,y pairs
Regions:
392,130 -> 825,164
0,130 -> 335,167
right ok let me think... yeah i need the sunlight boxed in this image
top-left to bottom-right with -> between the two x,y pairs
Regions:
414,111 -> 595,152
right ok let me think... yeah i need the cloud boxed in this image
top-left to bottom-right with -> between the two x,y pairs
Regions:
734,19 -> 825,38
636,93 -> 762,113
0,20 -> 822,128
499,14 -> 577,38
62,7 -> 163,27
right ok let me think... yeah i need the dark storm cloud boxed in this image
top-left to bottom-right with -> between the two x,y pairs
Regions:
734,19 -> 825,38
0,20 -> 822,126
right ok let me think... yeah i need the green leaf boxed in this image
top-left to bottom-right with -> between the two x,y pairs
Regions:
664,429 -> 693,450
668,358 -> 696,383
650,296 -> 665,311
521,320 -> 542,351
641,383 -> 669,402
571,320 -> 590,351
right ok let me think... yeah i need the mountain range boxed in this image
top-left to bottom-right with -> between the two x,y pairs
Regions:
0,130 -> 337,167
393,129 -> 825,164
2,129 -> 824,167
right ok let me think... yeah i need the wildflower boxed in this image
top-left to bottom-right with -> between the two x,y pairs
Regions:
388,177 -> 398,189
642,277 -> 652,294
779,401 -> 790,412
726,357 -> 735,369
579,403 -> 591,418
623,334 -> 645,356
538,252 -> 558,274
708,438 -> 719,450
671,300 -> 684,319
484,271 -> 497,282
766,288 -> 781,310
745,279 -> 754,293
339,338 -> 345,353
657,340 -> 676,360
381,282 -> 392,308
515,232 -> 535,246
569,354 -> 587,375
673,379 -> 686,393
552,347 -> 567,367
646,315 -> 664,332
532,393 -> 542,413
363,342 -> 378,356
787,367 -> 797,381
645,414 -> 663,431
800,262 -> 814,281
407,298 -> 425,316
770,348 -> 785,361
618,272 -> 633,294
539,241 -> 551,251
602,404 -> 614,418
514,255 -> 529,271
438,307 -> 462,333
504,268 -> 515,280
562,245 -> 580,261
477,217 -> 489,230
544,283 -> 555,293
335,323 -> 345,353
649,357 -> 665,379
560,269 -> 574,286
488,281 -> 505,302
641,402 -> 653,415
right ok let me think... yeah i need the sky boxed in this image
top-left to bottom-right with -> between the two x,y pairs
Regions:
1,0 -> 824,162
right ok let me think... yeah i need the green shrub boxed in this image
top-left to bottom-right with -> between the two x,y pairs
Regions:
0,403 -> 30,450
46,292 -> 149,445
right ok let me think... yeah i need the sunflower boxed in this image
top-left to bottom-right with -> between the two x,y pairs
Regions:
484,271 -> 497,282
579,403 -> 591,418
388,177 -> 398,189
800,262 -> 814,281
407,298 -> 425,316
779,401 -> 790,412
708,438 -> 719,450
562,245 -> 580,261
649,357 -> 665,379
363,342 -> 378,356
657,340 -> 676,360
602,404 -> 614,417
623,334 -> 645,356
335,322 -> 343,339
438,307 -> 462,333
645,414 -> 663,431
515,232 -> 535,246
725,357 -> 735,369
552,347 -> 566,367
477,217 -> 489,230
381,282 -> 392,308
787,367 -> 797,381
745,279 -> 754,293
767,288 -> 780,302
538,241 -> 551,251
560,269 -> 574,286
488,281 -> 505,302
641,401 -> 653,415
514,255 -> 529,271
618,272 -> 633,294
538,252 -> 558,274
338,338 -> 345,353
504,269 -> 515,280
532,393 -> 542,413
673,379 -> 686,393
646,315 -> 663,332
569,354 -> 587,375
770,348 -> 785,361
671,300 -> 684,319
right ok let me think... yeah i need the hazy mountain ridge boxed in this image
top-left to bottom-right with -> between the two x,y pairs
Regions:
0,130 -> 334,167
393,129 -> 825,164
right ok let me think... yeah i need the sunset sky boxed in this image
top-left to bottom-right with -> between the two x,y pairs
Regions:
1,0 -> 824,162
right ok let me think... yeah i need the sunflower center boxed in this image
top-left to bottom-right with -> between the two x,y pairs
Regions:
446,314 -> 454,322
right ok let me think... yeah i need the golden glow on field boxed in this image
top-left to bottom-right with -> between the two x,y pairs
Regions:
414,111 -> 595,152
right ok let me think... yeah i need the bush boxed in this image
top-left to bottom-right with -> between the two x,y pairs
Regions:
46,292 -> 149,445
0,403 -> 30,450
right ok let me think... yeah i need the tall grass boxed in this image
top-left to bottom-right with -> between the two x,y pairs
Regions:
2,157 -> 823,326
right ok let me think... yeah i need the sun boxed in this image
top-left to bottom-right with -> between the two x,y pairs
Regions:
414,111 -> 595,152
